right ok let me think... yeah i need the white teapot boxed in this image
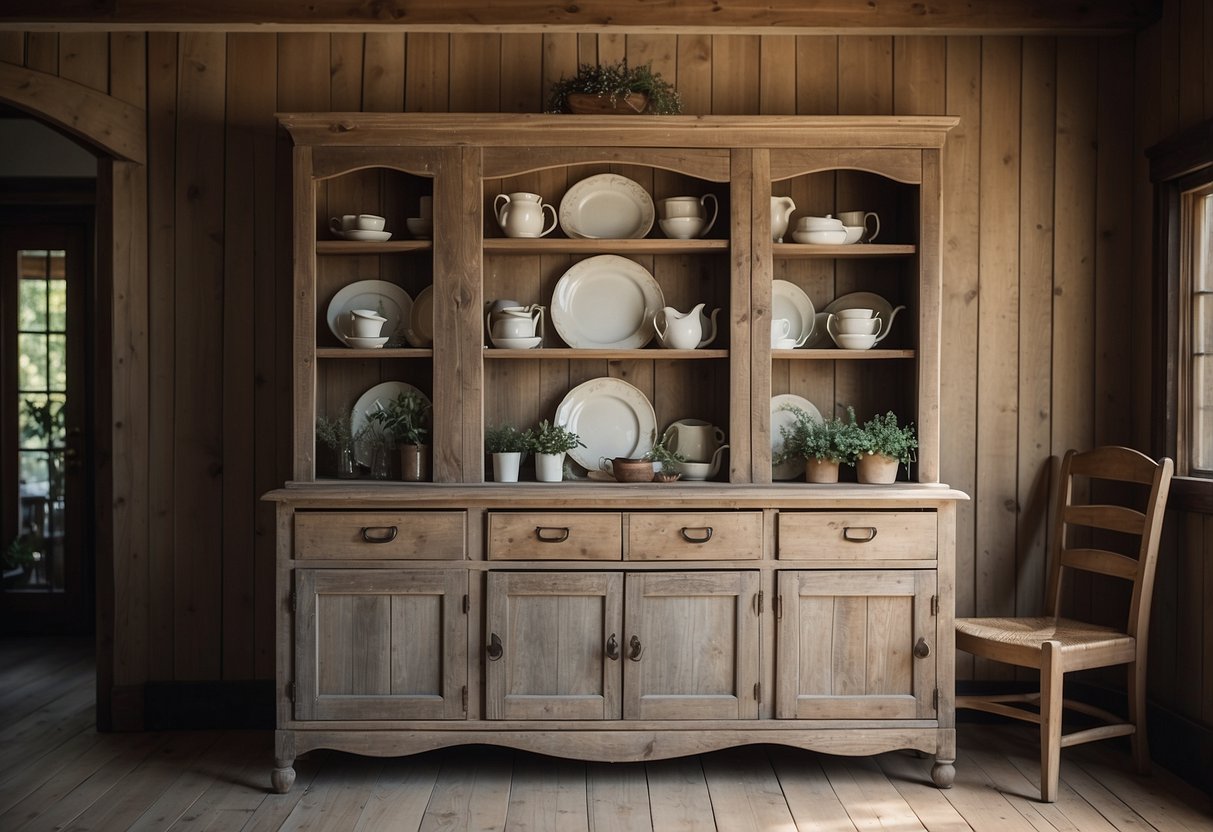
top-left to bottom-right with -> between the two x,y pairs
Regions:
654,303 -> 718,350
494,192 -> 557,238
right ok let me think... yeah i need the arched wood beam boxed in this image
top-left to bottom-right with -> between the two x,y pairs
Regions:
0,61 -> 145,164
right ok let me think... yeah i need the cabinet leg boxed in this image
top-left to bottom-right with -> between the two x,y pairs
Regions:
931,758 -> 956,789
271,761 -> 296,794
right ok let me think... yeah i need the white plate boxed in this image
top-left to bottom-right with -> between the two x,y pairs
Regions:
339,229 -> 393,242
327,280 -> 412,347
551,255 -> 664,349
823,291 -> 894,325
559,174 -> 655,239
350,381 -> 431,466
772,280 -> 816,346
406,285 -> 434,348
555,377 -> 657,472
771,394 -> 822,480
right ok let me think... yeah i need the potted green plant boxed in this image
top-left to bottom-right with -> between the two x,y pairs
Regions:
315,414 -> 362,479
3,533 -> 40,586
644,438 -> 686,482
776,405 -> 862,483
369,390 -> 432,481
485,423 -> 533,483
530,420 -> 584,482
853,411 -> 917,484
547,60 -> 682,115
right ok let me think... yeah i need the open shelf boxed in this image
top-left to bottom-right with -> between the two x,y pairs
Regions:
773,243 -> 915,258
484,348 -> 729,360
772,349 -> 915,360
317,240 -> 432,254
317,347 -> 434,359
483,239 -> 729,255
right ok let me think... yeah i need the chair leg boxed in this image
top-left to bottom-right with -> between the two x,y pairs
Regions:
1040,641 -> 1064,803
1128,660 -> 1150,775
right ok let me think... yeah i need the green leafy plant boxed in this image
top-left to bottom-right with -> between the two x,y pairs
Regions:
316,414 -> 358,450
530,420 -> 585,455
368,391 -> 431,446
485,424 -> 533,454
547,60 -> 682,115
4,534 -> 39,570
776,405 -> 863,464
854,411 -> 918,467
643,437 -> 686,468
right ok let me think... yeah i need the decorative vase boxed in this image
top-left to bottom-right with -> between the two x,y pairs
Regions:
400,443 -> 430,482
805,458 -> 841,484
535,452 -> 565,482
856,452 -> 900,484
565,92 -> 649,114
492,451 -> 522,483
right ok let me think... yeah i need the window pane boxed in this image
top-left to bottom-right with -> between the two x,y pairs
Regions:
46,333 -> 67,391
1195,355 -> 1213,473
47,272 -> 67,331
18,277 -> 45,330
1196,293 -> 1213,354
18,250 -> 48,278
1198,193 -> 1212,292
17,333 -> 47,390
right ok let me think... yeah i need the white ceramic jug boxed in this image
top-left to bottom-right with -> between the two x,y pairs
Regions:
697,306 -> 720,347
494,192 -> 557,238
663,420 -> 726,463
487,305 -> 545,340
771,196 -> 796,243
653,304 -> 706,350
659,194 -> 719,235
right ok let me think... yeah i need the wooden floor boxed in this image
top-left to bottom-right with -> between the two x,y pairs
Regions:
2,639 -> 1210,831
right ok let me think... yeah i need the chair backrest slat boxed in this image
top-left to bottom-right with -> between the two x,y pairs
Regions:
1059,547 -> 1140,581
1066,445 -> 1160,485
1062,504 -> 1146,535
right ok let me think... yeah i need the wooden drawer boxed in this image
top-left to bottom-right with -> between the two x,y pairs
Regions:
487,512 -> 622,560
294,512 -> 466,560
777,511 -> 936,560
626,512 -> 763,560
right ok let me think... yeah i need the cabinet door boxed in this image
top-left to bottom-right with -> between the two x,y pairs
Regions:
623,571 -> 760,720
294,569 -> 467,721
485,572 -> 623,720
776,570 -> 936,719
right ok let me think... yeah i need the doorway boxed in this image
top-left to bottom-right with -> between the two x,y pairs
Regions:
0,201 -> 96,635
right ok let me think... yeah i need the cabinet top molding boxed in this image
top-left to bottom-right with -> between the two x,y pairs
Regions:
280,113 -> 961,150
0,0 -> 1161,34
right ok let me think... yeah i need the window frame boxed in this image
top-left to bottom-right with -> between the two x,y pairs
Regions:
1149,118 -> 1213,512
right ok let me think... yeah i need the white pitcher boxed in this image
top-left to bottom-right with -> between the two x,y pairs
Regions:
663,420 -> 726,463
771,196 -> 796,243
487,305 -> 545,340
494,192 -> 557,238
654,304 -> 706,350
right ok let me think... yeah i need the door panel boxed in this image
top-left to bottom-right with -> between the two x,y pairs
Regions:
623,571 -> 760,719
486,571 -> 623,720
295,569 -> 467,720
777,570 -> 936,719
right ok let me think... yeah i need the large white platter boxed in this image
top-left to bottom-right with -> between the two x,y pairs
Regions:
551,255 -> 665,349
559,173 -> 655,239
555,377 -> 657,472
406,284 -> 434,348
771,394 -> 822,481
326,280 -> 412,347
772,280 -> 816,346
350,381 -> 431,466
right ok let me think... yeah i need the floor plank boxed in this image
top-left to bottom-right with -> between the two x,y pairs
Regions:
821,755 -> 931,832
875,750 -> 976,832
503,753 -> 589,832
278,753 -> 384,832
353,753 -> 443,832
701,747 -> 798,832
644,756 -> 716,832
587,760 -> 654,832
419,746 -> 514,832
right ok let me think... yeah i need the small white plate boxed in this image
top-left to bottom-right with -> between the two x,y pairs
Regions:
345,336 -> 389,349
339,229 -> 393,242
350,381 -> 431,466
551,255 -> 664,349
772,280 -> 816,345
559,173 -> 655,239
406,285 -> 434,348
771,394 -> 822,480
489,336 -> 542,350
326,280 -> 412,347
555,377 -> 657,472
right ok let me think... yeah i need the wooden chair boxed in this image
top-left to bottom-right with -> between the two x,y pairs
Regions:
955,446 -> 1173,802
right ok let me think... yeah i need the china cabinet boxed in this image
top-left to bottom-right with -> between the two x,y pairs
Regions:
267,113 -> 963,794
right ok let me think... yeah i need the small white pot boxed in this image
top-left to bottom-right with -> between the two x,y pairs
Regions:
492,452 -> 522,483
534,452 -> 565,483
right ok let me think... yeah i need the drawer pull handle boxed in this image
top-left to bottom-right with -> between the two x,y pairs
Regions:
680,527 -> 714,544
605,633 -> 620,661
628,635 -> 644,661
487,632 -> 504,661
914,638 -> 931,659
361,526 -> 399,544
842,526 -> 878,543
535,526 -> 570,543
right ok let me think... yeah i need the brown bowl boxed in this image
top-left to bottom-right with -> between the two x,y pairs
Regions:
610,457 -> 656,483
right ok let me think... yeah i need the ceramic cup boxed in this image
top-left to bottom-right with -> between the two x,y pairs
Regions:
659,216 -> 706,240
837,210 -> 880,242
329,214 -> 357,235
833,332 -> 878,350
406,217 -> 432,239
770,318 -> 792,346
349,308 -> 387,338
773,337 -> 797,350
836,307 -> 876,319
835,317 -> 880,335
356,214 -> 386,231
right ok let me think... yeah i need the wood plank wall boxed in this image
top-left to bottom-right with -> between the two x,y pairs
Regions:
0,0 -> 1208,734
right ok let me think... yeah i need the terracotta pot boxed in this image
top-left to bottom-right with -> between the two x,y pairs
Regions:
805,458 -> 840,484
856,452 -> 900,484
400,443 -> 430,482
565,92 -> 649,114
